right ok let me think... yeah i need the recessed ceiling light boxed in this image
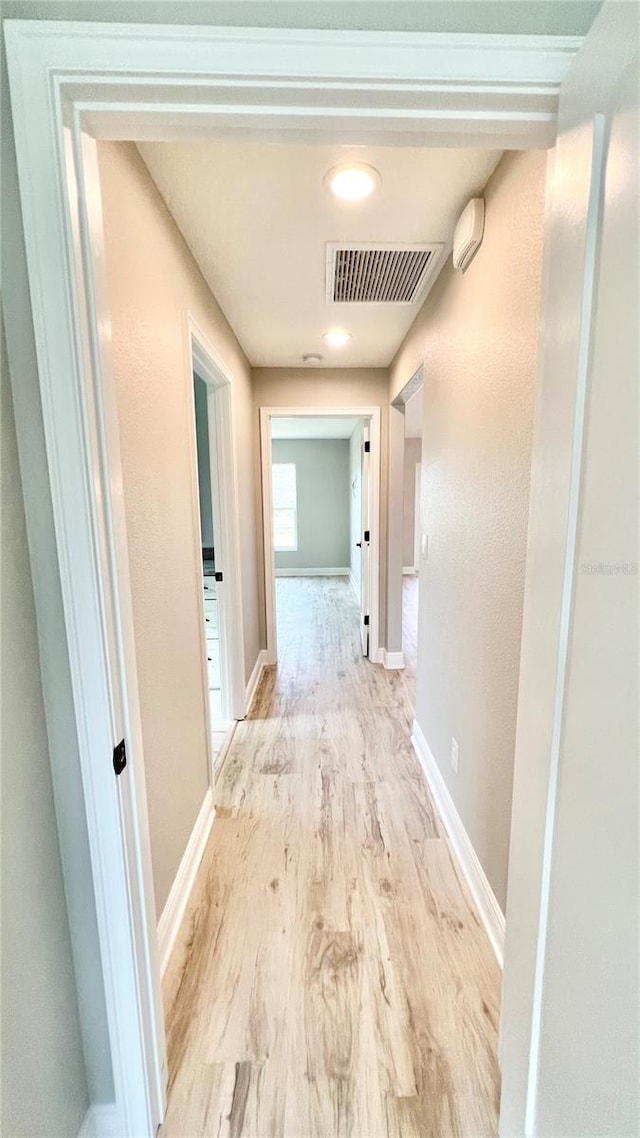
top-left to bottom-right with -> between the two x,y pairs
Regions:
324,163 -> 381,202
302,353 -> 323,365
323,329 -> 352,349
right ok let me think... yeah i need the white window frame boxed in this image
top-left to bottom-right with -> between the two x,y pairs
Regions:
272,462 -> 298,552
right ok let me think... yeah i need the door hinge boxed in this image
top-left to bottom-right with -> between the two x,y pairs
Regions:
364,440 -> 370,453
364,529 -> 370,542
113,738 -> 127,777
214,570 -> 224,582
363,614 -> 370,627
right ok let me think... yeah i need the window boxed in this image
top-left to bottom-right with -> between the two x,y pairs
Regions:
272,463 -> 297,551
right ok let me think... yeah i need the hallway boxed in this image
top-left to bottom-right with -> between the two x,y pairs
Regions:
161,577 -> 500,1137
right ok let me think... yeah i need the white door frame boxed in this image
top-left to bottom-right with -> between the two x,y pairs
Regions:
413,461 -> 422,574
4,19 -> 583,1135
261,407 -> 381,665
359,419 -> 372,657
188,317 -> 247,761
390,367 -> 424,656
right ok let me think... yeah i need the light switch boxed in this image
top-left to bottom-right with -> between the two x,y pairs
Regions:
421,533 -> 428,560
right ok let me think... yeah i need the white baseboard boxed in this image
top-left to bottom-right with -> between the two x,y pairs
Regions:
275,567 -> 349,577
411,720 -> 505,967
369,645 -> 384,664
383,650 -> 405,669
245,648 -> 268,715
403,566 -> 418,575
157,787 -> 215,976
79,1104 -> 123,1138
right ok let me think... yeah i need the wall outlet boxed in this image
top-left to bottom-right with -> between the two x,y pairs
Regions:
451,737 -> 460,775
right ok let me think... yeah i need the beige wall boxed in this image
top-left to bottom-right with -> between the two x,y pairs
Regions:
252,367 -> 390,644
1,328 -> 89,1136
99,142 -> 261,914
390,149 -> 547,908
402,436 -> 422,567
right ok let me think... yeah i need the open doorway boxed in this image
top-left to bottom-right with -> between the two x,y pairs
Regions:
7,6 -> 628,1128
267,414 -> 370,659
402,383 -> 423,690
192,373 -> 227,758
260,409 -> 381,666
188,327 -> 247,757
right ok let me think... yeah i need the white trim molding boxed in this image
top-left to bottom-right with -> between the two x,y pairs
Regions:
79,1104 -> 123,1138
411,720 -> 505,967
275,567 -> 349,577
245,648 -> 268,717
403,566 -> 418,576
186,314 -> 247,728
260,406 -> 382,667
157,788 -> 215,977
383,650 -> 406,670
9,24 -> 581,151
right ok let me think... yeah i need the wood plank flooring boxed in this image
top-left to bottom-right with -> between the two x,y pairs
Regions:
160,577 -> 501,1137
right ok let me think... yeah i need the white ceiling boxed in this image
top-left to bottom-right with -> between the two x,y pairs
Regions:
138,140 -> 502,369
271,416 -> 360,440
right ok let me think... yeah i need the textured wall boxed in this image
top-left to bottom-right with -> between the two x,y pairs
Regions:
99,142 -> 262,914
390,149 -> 548,908
272,438 -> 350,570
1,333 -> 89,1136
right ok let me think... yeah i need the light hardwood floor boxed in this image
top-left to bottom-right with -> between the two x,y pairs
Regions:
161,577 -> 501,1137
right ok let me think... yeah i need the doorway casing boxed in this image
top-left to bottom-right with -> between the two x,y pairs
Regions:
388,366 -> 424,662
5,20 -> 584,1136
260,407 -> 381,665
188,316 -> 246,733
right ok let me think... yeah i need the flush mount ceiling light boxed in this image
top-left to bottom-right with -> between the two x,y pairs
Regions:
302,353 -> 323,365
324,163 -> 382,202
323,329 -> 352,349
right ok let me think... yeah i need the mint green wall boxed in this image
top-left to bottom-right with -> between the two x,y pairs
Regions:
193,374 -> 214,549
273,438 -> 350,570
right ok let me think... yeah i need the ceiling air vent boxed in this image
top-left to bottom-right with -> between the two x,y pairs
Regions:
326,242 -> 444,305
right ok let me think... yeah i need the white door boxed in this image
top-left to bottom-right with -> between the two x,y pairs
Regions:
500,5 -> 638,1136
359,423 -> 371,656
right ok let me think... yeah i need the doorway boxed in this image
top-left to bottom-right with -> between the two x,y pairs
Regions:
192,373 -> 229,758
401,383 -> 423,692
260,408 -> 381,666
189,325 -> 247,751
6,15 -> 619,1136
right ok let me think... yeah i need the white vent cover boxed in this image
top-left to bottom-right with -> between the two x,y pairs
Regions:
453,198 -> 485,272
326,242 -> 444,305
